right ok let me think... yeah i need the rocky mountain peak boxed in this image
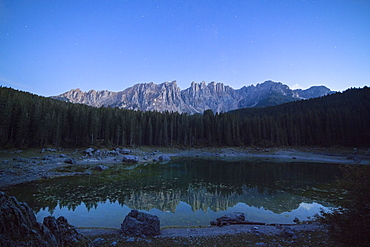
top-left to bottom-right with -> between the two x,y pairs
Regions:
53,81 -> 334,114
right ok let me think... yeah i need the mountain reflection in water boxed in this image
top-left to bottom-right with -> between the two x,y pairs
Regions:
5,158 -> 343,228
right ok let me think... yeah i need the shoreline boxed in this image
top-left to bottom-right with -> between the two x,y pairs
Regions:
1,146 -> 369,189
77,222 -> 323,238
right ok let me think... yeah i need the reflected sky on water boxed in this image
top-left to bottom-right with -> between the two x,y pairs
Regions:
5,158 -> 343,228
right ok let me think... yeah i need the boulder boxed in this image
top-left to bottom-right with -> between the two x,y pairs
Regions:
0,191 -> 92,246
158,155 -> 171,161
84,148 -> 95,156
44,216 -> 91,246
210,212 -> 246,226
120,209 -> 160,237
116,148 -> 131,154
64,158 -> 77,164
95,165 -> 109,171
122,155 -> 139,163
94,149 -> 105,156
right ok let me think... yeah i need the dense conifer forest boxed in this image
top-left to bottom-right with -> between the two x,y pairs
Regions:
0,86 -> 369,148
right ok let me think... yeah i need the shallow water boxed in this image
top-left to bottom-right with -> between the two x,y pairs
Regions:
4,158 -> 343,228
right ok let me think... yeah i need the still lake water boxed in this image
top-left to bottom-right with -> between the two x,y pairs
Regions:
5,158 -> 343,228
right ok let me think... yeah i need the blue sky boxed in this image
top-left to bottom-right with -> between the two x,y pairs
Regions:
0,0 -> 369,96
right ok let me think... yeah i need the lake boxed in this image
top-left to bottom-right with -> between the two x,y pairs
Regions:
4,158 -> 343,228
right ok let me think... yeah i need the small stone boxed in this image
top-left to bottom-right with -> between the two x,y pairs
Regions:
126,237 -> 135,242
293,217 -> 300,223
282,227 -> 296,238
93,238 -> 106,245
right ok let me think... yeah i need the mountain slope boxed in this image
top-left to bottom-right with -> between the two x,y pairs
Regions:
53,80 -> 333,113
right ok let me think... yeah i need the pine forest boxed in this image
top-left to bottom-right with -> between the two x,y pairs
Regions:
0,86 -> 369,149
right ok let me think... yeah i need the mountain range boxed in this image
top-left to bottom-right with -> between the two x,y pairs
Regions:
53,80 -> 334,114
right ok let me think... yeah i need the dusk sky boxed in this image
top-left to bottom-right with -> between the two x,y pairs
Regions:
0,0 -> 369,96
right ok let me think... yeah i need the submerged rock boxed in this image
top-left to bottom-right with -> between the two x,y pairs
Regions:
0,191 -> 92,246
120,209 -> 160,237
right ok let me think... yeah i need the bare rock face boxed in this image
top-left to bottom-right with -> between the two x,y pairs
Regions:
0,191 -> 91,247
120,209 -> 160,237
53,80 -> 334,114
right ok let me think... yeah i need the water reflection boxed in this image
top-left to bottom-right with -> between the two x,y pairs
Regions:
4,158 -> 342,228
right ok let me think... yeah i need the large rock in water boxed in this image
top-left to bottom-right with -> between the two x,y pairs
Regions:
210,212 -> 247,226
120,209 -> 160,236
0,191 -> 91,246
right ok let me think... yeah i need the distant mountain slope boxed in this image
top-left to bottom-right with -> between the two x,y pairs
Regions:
52,80 -> 334,113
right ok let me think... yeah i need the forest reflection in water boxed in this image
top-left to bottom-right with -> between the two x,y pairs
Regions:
5,158 -> 343,228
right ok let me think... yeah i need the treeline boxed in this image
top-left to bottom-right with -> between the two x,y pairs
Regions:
0,86 -> 369,148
